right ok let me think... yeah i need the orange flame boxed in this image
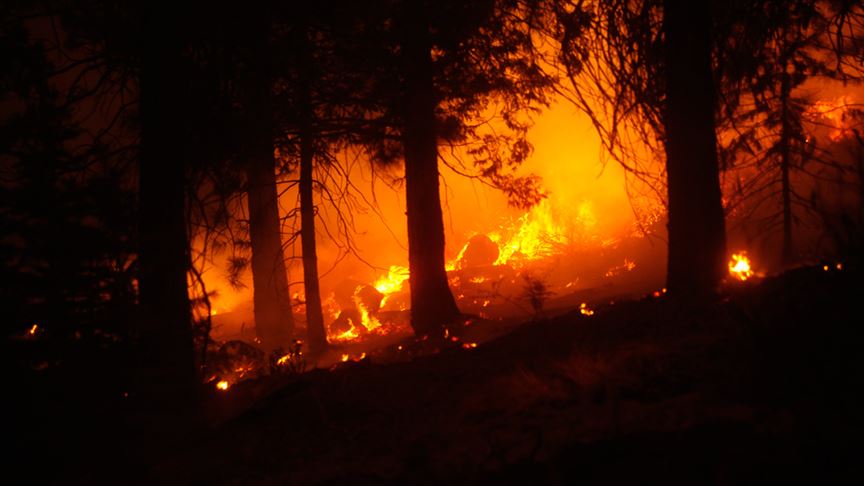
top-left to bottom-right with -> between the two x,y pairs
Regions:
728,252 -> 753,281
374,265 -> 410,295
216,380 -> 229,391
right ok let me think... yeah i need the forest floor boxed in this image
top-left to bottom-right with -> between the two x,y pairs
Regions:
15,263 -> 864,484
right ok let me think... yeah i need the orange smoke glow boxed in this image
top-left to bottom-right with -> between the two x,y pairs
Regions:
189,97 -> 655,347
807,96 -> 856,141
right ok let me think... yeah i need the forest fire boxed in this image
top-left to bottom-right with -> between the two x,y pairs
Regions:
374,265 -> 410,297
305,193 -> 647,347
457,199 -> 602,269
8,1 -> 863,483
728,252 -> 754,281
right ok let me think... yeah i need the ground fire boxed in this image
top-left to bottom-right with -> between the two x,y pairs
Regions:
8,1 -> 864,483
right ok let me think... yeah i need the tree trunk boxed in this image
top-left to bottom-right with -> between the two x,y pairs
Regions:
662,0 -> 727,296
244,22 -> 294,351
298,32 -> 328,354
780,66 -> 794,264
137,13 -> 197,408
401,13 -> 461,337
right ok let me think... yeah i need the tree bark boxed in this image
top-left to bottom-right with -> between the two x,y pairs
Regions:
780,65 -> 794,264
244,21 -> 295,351
137,12 -> 197,408
401,13 -> 461,337
298,31 -> 328,354
662,0 -> 727,296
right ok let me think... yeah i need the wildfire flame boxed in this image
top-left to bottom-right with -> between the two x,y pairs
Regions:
354,293 -> 382,332
374,265 -> 410,295
490,200 -> 595,266
341,352 -> 366,362
216,380 -> 229,391
579,302 -> 594,316
728,252 -> 753,281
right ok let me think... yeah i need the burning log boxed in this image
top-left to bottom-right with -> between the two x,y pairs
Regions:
459,234 -> 500,269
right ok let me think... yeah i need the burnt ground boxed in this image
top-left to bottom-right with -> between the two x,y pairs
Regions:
13,263 -> 864,485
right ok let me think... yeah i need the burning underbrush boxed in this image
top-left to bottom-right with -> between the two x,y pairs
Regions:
202,199 -> 673,389
203,338 -> 307,391
315,200 -> 667,344
154,262 -> 861,484
199,241 -> 815,393
201,192 -> 812,394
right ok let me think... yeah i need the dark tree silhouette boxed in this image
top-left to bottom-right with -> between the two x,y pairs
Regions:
295,25 -> 329,354
0,17 -> 136,345
240,14 -> 296,351
718,0 -> 864,264
662,0 -> 727,294
398,6 -> 462,336
556,0 -> 726,296
136,8 -> 198,403
358,0 -> 552,336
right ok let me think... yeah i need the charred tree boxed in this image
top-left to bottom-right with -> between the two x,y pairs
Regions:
400,13 -> 461,337
662,0 -> 727,295
243,19 -> 295,351
136,13 -> 198,405
297,29 -> 328,354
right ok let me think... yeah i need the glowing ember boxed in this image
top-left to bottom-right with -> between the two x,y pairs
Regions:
604,258 -> 637,277
341,352 -> 366,362
276,354 -> 290,366
462,342 -> 478,349
579,302 -> 594,316
652,288 -> 667,298
216,380 -> 229,391
29,324 -> 38,335
728,252 -> 754,281
334,327 -> 360,341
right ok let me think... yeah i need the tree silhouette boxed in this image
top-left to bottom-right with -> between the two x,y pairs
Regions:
719,0 -> 864,264
136,6 -> 198,404
237,8 -> 296,351
357,0 -> 553,336
662,0 -> 727,294
557,0 -> 726,296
